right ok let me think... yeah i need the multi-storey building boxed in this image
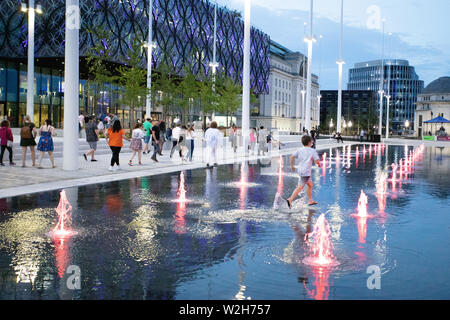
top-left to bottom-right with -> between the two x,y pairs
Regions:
320,90 -> 379,134
0,0 -> 271,128
256,41 -> 320,133
348,59 -> 423,132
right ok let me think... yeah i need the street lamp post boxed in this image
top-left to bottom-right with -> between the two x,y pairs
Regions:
242,0 -> 251,155
63,0 -> 80,171
304,0 -> 315,132
378,18 -> 386,136
301,22 -> 307,132
21,1 -> 43,122
336,0 -> 345,134
145,0 -> 156,120
209,2 -> 219,121
385,32 -> 392,139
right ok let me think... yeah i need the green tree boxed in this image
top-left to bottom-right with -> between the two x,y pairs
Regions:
114,38 -> 149,128
215,72 -> 242,127
176,67 -> 200,123
152,61 -> 178,121
85,26 -> 115,116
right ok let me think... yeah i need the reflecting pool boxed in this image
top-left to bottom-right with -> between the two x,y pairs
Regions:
0,144 -> 449,299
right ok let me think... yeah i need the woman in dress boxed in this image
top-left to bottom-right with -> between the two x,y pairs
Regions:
129,122 -> 145,166
37,119 -> 56,168
20,115 -> 37,167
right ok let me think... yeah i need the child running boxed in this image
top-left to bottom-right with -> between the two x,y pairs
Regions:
285,135 -> 321,208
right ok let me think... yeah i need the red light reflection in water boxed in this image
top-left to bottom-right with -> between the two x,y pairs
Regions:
368,145 -> 372,159
376,172 -> 388,213
54,235 -> 70,278
105,195 -> 123,216
354,251 -> 368,264
305,266 -> 332,300
322,153 -> 327,177
175,201 -> 186,235
356,216 -> 368,244
346,146 -> 351,169
278,156 -> 284,194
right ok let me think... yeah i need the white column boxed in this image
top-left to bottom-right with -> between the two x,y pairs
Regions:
336,0 -> 344,133
26,0 -> 35,120
242,0 -> 251,155
317,94 -> 321,128
378,19 -> 385,135
386,95 -> 390,139
295,81 -> 301,119
210,2 -> 219,121
304,0 -> 314,132
63,0 -> 80,171
145,0 -> 153,119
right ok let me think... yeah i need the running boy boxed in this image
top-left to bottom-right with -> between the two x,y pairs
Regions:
285,135 -> 321,208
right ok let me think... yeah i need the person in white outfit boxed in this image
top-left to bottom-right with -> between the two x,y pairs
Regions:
170,123 -> 182,158
257,126 -> 268,156
204,121 -> 220,167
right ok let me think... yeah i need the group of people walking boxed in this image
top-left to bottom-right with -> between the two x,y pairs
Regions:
0,115 -> 56,168
1,115 -> 283,171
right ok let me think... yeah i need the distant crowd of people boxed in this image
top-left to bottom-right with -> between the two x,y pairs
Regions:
1,113 -> 303,170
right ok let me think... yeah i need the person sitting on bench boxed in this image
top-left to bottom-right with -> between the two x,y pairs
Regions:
335,132 -> 344,143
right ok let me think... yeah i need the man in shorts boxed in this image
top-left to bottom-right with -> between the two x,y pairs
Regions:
285,135 -> 321,208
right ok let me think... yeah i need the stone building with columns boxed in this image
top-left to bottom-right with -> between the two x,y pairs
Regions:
414,77 -> 450,137
255,41 -> 320,133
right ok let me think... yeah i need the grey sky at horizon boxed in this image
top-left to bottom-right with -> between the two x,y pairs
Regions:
213,0 -> 450,90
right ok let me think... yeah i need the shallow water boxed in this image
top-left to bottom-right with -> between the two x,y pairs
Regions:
0,145 -> 449,300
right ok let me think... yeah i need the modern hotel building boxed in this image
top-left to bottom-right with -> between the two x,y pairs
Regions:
347,59 -> 423,131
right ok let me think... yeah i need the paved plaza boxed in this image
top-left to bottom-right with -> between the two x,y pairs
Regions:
1,135 -> 446,199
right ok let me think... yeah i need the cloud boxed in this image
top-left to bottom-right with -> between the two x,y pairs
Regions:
215,0 -> 449,89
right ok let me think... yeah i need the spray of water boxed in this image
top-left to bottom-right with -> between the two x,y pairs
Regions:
302,214 -> 339,267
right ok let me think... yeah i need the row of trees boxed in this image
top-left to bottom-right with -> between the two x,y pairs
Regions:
85,27 -> 250,128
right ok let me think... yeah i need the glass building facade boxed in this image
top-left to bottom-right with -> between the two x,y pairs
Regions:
348,59 -> 424,131
0,0 -> 271,127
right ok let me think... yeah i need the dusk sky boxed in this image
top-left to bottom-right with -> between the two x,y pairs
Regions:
214,0 -> 450,90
